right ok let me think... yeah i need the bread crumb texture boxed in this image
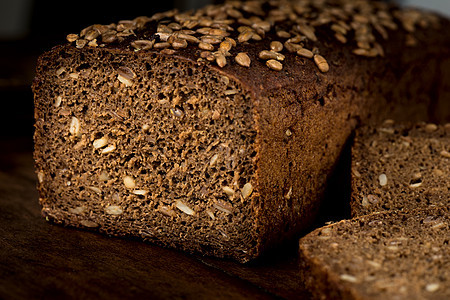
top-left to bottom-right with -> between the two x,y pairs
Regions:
299,206 -> 450,300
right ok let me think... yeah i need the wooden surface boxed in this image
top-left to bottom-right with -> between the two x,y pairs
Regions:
0,137 -> 314,299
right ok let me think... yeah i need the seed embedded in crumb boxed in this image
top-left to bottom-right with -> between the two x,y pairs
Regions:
69,117 -> 80,136
425,283 -> 440,293
142,124 -> 150,132
339,274 -> 358,283
235,52 -> 251,67
213,200 -> 233,214
55,96 -> 62,107
132,189 -> 148,195
105,205 -> 123,215
440,150 -> 450,158
379,174 -> 387,186
101,144 -> 116,154
98,172 -> 109,181
409,181 -> 423,188
80,220 -> 98,227
170,107 -> 184,118
222,186 -> 235,196
37,171 -> 45,183
69,206 -> 85,214
176,200 -> 195,215
123,175 -> 136,189
117,74 -> 134,86
205,209 -> 215,220
266,59 -> 283,71
93,136 -> 108,149
314,54 -> 330,73
211,110 -> 221,120
86,186 -> 101,193
209,154 -> 219,166
241,182 -> 253,199
159,206 -> 176,217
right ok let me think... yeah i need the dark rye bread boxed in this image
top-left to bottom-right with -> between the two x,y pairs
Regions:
298,206 -> 450,300
351,121 -> 450,217
32,0 -> 450,262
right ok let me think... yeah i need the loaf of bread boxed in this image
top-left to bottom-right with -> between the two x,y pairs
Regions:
32,0 -> 450,262
298,206 -> 449,299
351,121 -> 450,217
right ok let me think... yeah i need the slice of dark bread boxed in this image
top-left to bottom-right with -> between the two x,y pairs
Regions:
351,121 -> 450,217
299,206 -> 450,300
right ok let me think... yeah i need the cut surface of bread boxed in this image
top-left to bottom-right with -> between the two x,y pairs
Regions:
299,206 -> 450,300
351,121 -> 450,217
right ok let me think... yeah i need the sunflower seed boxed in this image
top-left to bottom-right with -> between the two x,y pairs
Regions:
69,117 -> 80,136
93,136 -> 108,149
219,40 -> 233,52
276,30 -> 291,38
177,33 -> 200,43
123,176 -> 136,189
238,30 -> 253,43
270,41 -> 283,52
266,59 -> 283,71
171,37 -> 188,49
105,205 -> 123,215
297,48 -> 314,58
215,53 -> 227,68
176,200 -> 195,215
241,182 -> 253,199
160,49 -> 176,55
153,42 -> 170,49
199,42 -> 214,51
101,144 -> 116,154
284,41 -> 303,52
222,186 -> 235,196
235,52 -> 251,67
131,40 -> 154,50
296,23 -> 317,41
314,54 -> 330,73
66,33 -> 79,42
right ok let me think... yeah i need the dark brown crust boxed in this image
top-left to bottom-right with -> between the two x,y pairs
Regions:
33,1 -> 450,262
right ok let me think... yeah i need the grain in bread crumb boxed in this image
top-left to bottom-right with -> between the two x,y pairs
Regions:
425,283 -> 440,292
379,174 -> 387,186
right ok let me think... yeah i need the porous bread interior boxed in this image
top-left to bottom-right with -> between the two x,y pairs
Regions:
33,46 -> 258,259
351,123 -> 450,217
299,207 -> 450,299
